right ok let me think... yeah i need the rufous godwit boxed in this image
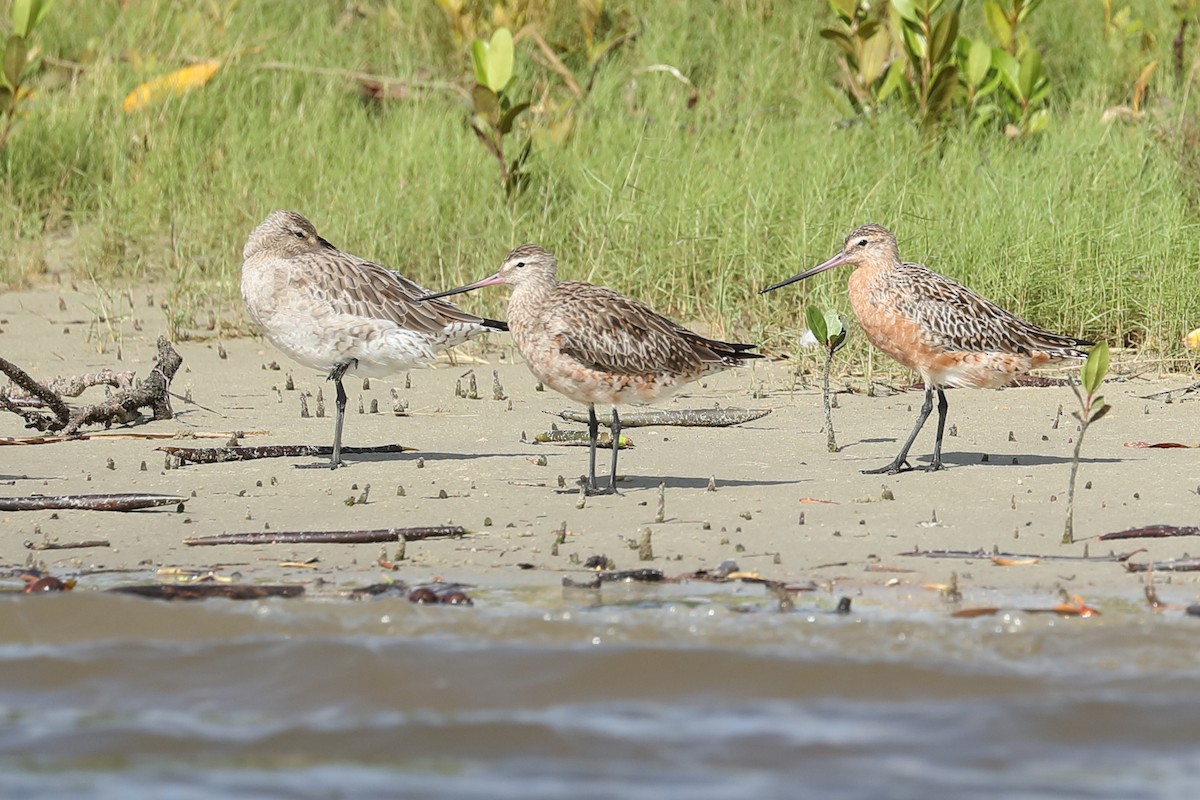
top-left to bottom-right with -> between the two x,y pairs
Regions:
419,244 -> 762,494
761,224 -> 1091,474
241,210 -> 507,468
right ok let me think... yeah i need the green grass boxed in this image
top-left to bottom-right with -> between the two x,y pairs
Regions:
1,0 -> 1198,366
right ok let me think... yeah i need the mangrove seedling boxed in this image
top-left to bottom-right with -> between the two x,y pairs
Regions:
806,305 -> 848,452
1,0 -> 53,149
1063,342 -> 1110,545
468,27 -> 532,198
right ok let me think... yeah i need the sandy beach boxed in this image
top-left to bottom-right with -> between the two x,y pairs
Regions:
2,283 -> 1198,608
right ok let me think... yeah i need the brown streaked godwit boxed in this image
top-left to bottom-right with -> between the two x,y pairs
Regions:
761,224 -> 1091,475
241,210 -> 507,468
418,244 -> 762,494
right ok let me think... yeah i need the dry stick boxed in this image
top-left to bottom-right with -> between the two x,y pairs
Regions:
551,407 -> 771,428
1125,558 -> 1200,573
25,539 -> 111,551
183,526 -> 466,546
1,430 -> 270,446
0,493 -> 185,512
159,443 -> 414,464
1099,525 -> 1200,541
898,547 -> 1134,563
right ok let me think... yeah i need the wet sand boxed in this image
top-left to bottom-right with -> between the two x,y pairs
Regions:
2,284 -> 1198,608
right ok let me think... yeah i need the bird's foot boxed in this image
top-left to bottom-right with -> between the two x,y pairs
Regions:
861,460 -> 913,475
922,461 -> 944,473
581,477 -> 620,496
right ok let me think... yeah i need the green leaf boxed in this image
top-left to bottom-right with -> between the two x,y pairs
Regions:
823,309 -> 843,340
31,0 -> 51,32
819,28 -> 857,58
3,35 -> 26,91
1081,341 -> 1109,396
966,37 -> 991,86
859,30 -> 890,85
858,19 -> 880,40
0,85 -> 12,113
891,0 -> 918,22
929,9 -> 958,66
498,100 -> 529,134
992,48 -> 1020,98
472,83 -> 500,125
486,27 -> 514,94
926,62 -> 958,119
983,1 -> 1011,48
1090,402 -> 1112,423
1017,47 -> 1043,101
12,0 -> 35,39
1026,106 -> 1049,134
877,60 -> 906,102
829,0 -> 857,22
805,306 -> 828,344
470,39 -> 489,87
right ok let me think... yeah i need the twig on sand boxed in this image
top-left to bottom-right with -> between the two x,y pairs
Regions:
1098,525 -> 1200,540
550,407 -> 771,428
159,443 -> 414,464
183,526 -> 466,546
0,493 -> 185,512
1125,558 -> 1200,573
898,546 -> 1138,562
24,539 -> 111,550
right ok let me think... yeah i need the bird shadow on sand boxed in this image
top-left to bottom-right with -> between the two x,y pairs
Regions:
302,449 -> 530,468
902,451 -> 1124,469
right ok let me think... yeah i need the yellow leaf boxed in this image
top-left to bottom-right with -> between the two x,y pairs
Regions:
1183,328 -> 1200,351
123,59 -> 221,112
990,556 -> 1042,566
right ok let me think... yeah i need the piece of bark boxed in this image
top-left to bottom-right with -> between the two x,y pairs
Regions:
183,526 -> 466,546
0,493 -> 185,512
160,443 -> 414,464
109,583 -> 305,600
551,407 -> 771,428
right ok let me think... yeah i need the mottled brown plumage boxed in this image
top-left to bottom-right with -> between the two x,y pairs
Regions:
421,243 -> 762,494
761,223 -> 1090,474
241,210 -> 506,467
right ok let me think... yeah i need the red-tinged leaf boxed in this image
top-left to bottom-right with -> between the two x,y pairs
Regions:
1123,441 -> 1200,448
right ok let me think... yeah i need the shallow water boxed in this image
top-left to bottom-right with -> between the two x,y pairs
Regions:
2,585 -> 1198,800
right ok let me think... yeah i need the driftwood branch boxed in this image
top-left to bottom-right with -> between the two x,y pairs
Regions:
183,526 -> 466,546
1098,525 -> 1200,541
0,355 -> 73,425
0,337 -> 182,434
25,538 -> 111,550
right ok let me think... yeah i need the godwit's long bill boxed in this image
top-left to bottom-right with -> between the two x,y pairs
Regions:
241,210 -> 507,468
419,244 -> 762,494
760,224 -> 1091,475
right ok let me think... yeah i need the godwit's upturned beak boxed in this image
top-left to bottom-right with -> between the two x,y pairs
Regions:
759,251 -> 851,294
418,271 -> 506,302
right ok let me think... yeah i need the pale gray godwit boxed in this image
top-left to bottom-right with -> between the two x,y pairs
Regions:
241,210 -> 507,468
419,244 -> 762,494
761,224 -> 1091,474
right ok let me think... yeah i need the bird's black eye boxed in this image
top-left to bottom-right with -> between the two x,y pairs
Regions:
515,261 -> 526,268
292,228 -> 306,240
856,238 -> 868,247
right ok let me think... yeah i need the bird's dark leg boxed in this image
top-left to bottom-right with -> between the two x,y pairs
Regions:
863,386 -> 934,475
604,405 -> 622,494
926,389 -> 949,472
585,403 -> 600,493
328,361 -> 353,469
